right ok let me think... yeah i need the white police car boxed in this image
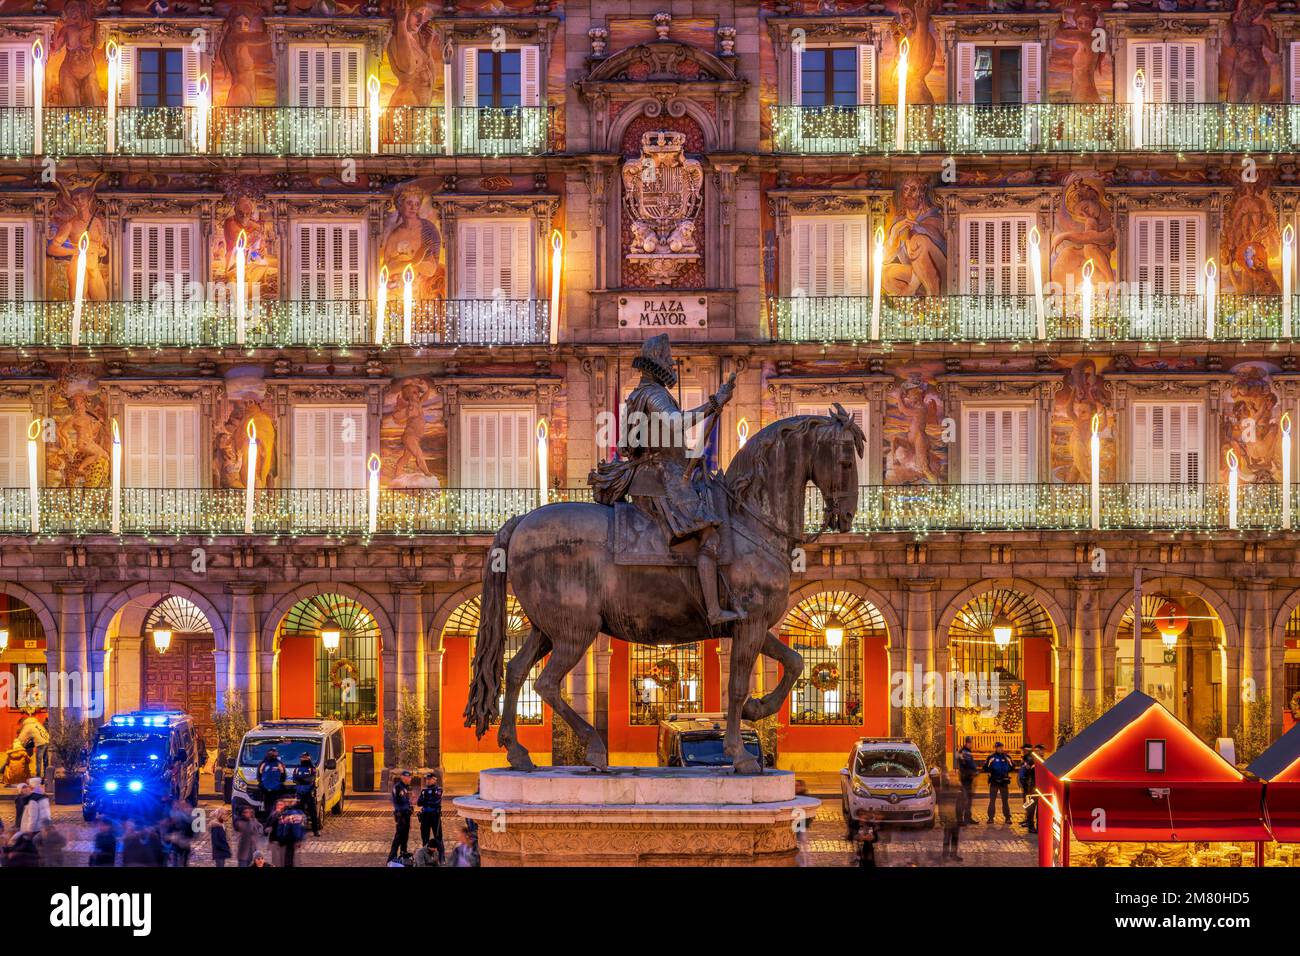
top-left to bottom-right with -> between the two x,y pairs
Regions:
839,737 -> 937,830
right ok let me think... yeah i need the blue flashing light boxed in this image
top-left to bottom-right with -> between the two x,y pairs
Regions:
127,780 -> 143,793
103,780 -> 119,792
148,754 -> 159,761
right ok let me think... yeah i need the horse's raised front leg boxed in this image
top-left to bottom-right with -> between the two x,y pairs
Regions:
497,627 -> 551,772
742,631 -> 804,722
532,633 -> 608,769
725,623 -> 765,775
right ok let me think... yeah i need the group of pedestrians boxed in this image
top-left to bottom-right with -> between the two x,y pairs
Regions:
387,768 -> 477,867
936,736 -> 1046,862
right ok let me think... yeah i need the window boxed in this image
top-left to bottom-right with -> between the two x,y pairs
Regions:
125,221 -> 196,302
955,44 -> 1041,105
457,219 -> 533,299
961,214 -> 1032,296
962,406 -> 1033,484
290,44 -> 364,108
790,216 -> 869,298
1132,401 -> 1202,484
798,402 -> 869,484
0,221 -> 31,301
1290,42 -> 1300,103
0,410 -> 31,487
0,43 -> 31,107
295,221 -> 366,302
629,643 -> 703,725
1145,739 -> 1166,772
123,404 -> 200,488
461,45 -> 540,109
795,47 -> 874,107
461,406 -> 534,489
292,406 -> 367,489
1130,214 -> 1201,296
1127,41 -> 1202,103
281,593 -> 379,725
135,48 -> 184,108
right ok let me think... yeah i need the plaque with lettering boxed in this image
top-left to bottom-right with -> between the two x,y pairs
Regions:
618,295 -> 708,330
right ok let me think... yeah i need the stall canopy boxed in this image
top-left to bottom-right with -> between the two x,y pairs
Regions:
1040,692 -> 1267,842
1248,722 -> 1300,842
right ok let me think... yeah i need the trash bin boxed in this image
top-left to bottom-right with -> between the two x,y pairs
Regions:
352,745 -> 375,792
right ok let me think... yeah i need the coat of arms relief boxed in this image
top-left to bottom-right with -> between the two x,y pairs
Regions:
622,131 -> 704,286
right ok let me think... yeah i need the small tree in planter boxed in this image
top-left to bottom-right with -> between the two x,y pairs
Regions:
384,690 -> 428,779
211,691 -> 252,801
46,714 -> 93,804
902,706 -> 946,777
1233,695 -> 1274,767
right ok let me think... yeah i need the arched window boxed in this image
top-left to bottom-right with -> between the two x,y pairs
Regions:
144,596 -> 213,634
629,643 -> 703,725
281,594 -> 380,725
782,590 -> 885,725
445,595 -> 542,724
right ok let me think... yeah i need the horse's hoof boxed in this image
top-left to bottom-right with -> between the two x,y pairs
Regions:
585,746 -> 609,770
507,746 -> 536,772
733,756 -> 763,775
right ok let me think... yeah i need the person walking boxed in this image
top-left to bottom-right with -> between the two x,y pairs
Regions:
937,778 -> 964,863
416,771 -> 444,864
448,825 -> 479,867
956,737 -> 977,824
256,748 -> 288,820
18,779 -> 50,834
1020,744 -> 1045,833
234,804 -> 259,867
88,818 -> 117,867
13,783 -> 30,829
163,799 -> 194,867
292,752 -> 320,837
268,798 -> 306,868
35,820 -> 67,866
123,824 -> 166,867
387,769 -> 413,863
853,809 -> 879,868
209,809 -> 232,867
983,741 -> 1014,825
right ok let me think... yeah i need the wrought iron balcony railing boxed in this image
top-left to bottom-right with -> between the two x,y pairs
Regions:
770,102 -> 1300,155
0,483 -> 1293,536
0,299 -> 549,348
0,105 -> 553,157
769,293 -> 1297,343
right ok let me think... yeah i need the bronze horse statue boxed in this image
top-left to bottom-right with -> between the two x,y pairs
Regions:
464,406 -> 864,774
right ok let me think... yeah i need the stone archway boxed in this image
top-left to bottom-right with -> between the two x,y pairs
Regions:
0,583 -> 58,742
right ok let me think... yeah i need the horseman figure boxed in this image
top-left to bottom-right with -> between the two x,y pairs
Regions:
613,334 -> 742,627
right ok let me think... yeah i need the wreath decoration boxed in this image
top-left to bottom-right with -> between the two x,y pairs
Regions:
329,657 -> 358,689
651,659 -> 679,689
1290,691 -> 1300,720
810,663 -> 839,692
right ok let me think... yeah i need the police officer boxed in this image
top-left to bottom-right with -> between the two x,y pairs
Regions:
292,752 -> 320,837
416,771 -> 444,864
256,748 -> 288,820
387,769 -> 413,863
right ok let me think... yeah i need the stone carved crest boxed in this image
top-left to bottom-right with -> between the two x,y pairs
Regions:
622,131 -> 703,285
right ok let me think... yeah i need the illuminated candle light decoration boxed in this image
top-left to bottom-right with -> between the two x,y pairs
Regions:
549,229 -> 563,345
894,38 -> 909,152
234,229 -> 247,345
736,417 -> 749,450
1090,413 -> 1101,531
193,73 -> 210,152
31,39 -> 43,156
402,264 -> 414,345
367,453 -> 381,536
110,418 -> 121,534
26,419 -> 39,534
1285,225 -> 1294,339
1204,258 -> 1217,340
367,74 -> 381,154
1080,258 -> 1094,339
72,231 -> 88,347
1226,448 -> 1239,530
375,264 -> 389,346
1284,412 -> 1293,531
1131,67 -> 1145,150
244,420 -> 257,535
536,419 -> 550,507
871,226 -> 884,341
1028,225 -> 1046,340
106,40 -> 119,153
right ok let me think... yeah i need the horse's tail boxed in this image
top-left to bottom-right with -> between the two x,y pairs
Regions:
464,515 -> 522,738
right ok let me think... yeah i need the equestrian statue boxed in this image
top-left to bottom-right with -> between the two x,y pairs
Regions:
465,334 -> 864,774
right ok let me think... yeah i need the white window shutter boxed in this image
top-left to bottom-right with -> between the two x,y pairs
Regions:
293,47 -> 311,107
1291,42 -> 1300,103
792,48 -> 803,105
0,45 -> 32,108
1133,403 -> 1151,482
955,42 -> 976,104
461,407 -> 532,488
124,405 -> 197,488
127,221 -> 195,301
461,47 -> 478,107
294,406 -> 366,488
1131,214 -> 1201,295
1021,42 -> 1042,104
0,222 -> 29,301
962,215 -> 1032,295
520,45 -> 541,107
1132,402 -> 1202,483
857,44 -> 876,105
459,221 -> 480,298
791,216 -> 868,297
1169,41 -> 1201,104
843,217 -> 867,295
293,406 -> 330,488
0,411 -> 30,487
296,221 -> 365,302
962,406 -> 1031,483
118,44 -> 136,107
182,45 -> 202,106
458,219 -> 532,299
792,219 -> 813,294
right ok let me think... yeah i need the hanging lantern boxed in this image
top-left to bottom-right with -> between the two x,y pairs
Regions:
823,618 -> 845,649
152,629 -> 172,655
320,624 -> 342,654
0,628 -> 9,652
1153,600 -> 1188,649
991,613 -> 1015,648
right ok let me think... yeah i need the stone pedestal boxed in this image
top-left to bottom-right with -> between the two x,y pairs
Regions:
453,767 -> 819,866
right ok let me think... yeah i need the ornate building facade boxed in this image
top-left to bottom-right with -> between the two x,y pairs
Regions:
1,0 -> 1299,772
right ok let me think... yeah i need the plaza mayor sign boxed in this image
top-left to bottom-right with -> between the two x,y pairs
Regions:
619,295 -> 708,330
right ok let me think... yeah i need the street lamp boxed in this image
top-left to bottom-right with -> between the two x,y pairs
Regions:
152,629 -> 172,654
823,619 -> 844,649
320,624 -> 342,654
991,613 -> 1015,648
0,628 -> 9,652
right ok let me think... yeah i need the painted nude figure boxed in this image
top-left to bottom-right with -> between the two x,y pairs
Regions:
381,184 -> 443,297
882,176 -> 947,297
47,176 -> 108,302
389,378 -> 433,479
220,10 -> 271,108
896,0 -> 939,106
387,0 -> 438,107
1052,3 -> 1106,103
52,1 -> 102,107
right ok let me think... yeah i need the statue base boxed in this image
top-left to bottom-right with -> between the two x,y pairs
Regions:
453,766 -> 820,867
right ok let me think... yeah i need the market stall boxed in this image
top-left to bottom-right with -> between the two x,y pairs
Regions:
1036,692 -> 1267,867
1248,723 -> 1300,867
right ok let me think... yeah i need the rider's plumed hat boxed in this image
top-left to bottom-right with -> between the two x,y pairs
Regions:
631,333 -> 678,387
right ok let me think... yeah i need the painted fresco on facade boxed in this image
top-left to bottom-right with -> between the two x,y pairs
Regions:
214,368 -> 277,490
381,375 -> 444,488
46,176 -> 109,303
883,365 -> 946,485
1050,172 -> 1116,291
1222,179 -> 1283,294
214,181 -> 280,302
1051,358 -> 1114,484
883,174 -> 947,296
1048,3 -> 1111,104
1220,0 -> 1281,103
382,179 -> 446,300
47,368 -> 110,489
1221,361 -> 1283,483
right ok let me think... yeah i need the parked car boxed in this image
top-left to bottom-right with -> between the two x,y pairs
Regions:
839,737 -> 937,830
229,718 -> 347,825
83,710 -> 201,822
657,713 -> 770,768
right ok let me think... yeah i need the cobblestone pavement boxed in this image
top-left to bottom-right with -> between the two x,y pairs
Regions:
38,774 -> 1036,867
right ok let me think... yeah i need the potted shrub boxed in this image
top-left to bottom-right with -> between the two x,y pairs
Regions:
212,691 -> 251,803
46,715 -> 93,805
383,690 -> 429,785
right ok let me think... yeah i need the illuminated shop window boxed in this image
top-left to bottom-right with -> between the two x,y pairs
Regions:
281,593 -> 380,725
782,590 -> 884,725
447,594 -> 542,724
629,642 -> 703,726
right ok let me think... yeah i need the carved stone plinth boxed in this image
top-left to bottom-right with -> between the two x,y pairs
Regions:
453,767 -> 820,867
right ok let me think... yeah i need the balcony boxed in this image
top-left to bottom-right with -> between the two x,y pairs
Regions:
769,293 -> 1294,343
0,483 -> 1290,536
769,102 -> 1298,155
0,299 -> 550,349
0,105 -> 553,158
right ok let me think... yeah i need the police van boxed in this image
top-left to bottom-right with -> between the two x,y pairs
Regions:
83,711 -> 202,821
229,719 -> 347,826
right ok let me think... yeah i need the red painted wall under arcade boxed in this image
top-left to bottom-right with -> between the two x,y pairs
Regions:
277,636 -> 384,751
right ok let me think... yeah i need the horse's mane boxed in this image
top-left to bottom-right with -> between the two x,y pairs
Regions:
724,415 -> 827,502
